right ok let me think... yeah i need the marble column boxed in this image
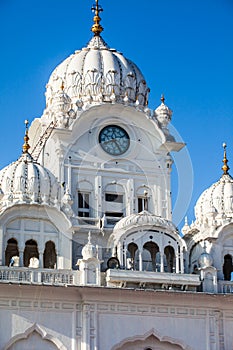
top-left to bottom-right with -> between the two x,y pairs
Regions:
19,249 -> 24,267
160,253 -> 164,272
139,250 -> 143,271
176,252 -> 179,273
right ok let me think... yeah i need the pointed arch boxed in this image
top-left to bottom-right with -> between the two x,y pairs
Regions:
23,239 -> 39,267
164,245 -> 175,273
127,242 -> 138,270
143,241 -> 159,271
4,323 -> 67,350
44,240 -> 57,268
111,328 -> 193,350
223,254 -> 233,281
5,238 -> 19,266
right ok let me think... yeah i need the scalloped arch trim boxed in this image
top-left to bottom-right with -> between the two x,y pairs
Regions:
111,328 -> 193,350
3,323 -> 67,350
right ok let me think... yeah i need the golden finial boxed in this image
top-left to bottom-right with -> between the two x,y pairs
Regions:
161,94 -> 165,104
222,142 -> 229,175
60,81 -> 64,91
22,119 -> 30,154
91,0 -> 103,36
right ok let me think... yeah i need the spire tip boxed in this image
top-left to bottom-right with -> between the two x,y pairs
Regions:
91,0 -> 104,36
222,142 -> 229,175
22,119 -> 30,154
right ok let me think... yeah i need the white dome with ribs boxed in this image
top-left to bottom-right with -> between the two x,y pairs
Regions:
194,174 -> 233,227
46,36 -> 149,109
0,152 -> 59,209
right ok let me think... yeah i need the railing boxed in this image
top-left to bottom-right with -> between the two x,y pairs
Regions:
41,270 -> 75,285
0,267 -> 80,286
0,268 -> 32,283
106,269 -> 201,291
219,280 -> 233,293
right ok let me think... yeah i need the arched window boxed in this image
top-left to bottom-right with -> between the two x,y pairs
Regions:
164,246 -> 175,273
223,254 -> 233,281
5,238 -> 19,266
24,239 -> 39,267
43,241 -> 57,269
127,242 -> 138,270
142,241 -> 159,271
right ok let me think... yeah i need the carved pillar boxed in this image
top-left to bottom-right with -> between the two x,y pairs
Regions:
19,249 -> 24,267
157,183 -> 162,217
139,250 -> 143,271
19,220 -> 25,267
160,253 -> 164,272
118,242 -> 123,266
82,304 -> 90,350
166,186 -> 172,221
176,252 -> 179,273
67,156 -> 72,193
214,311 -> 220,350
208,310 -> 224,350
76,304 -> 82,349
95,175 -> 102,218
123,247 -> 127,270
89,305 -> 97,350
39,250 -> 43,268
180,250 -> 184,273
165,154 -> 172,221
127,178 -> 134,215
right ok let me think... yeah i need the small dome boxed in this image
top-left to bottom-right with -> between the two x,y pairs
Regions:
0,152 -> 59,209
154,96 -> 172,128
198,251 -> 213,268
195,174 -> 233,227
45,35 -> 149,113
114,210 -> 177,232
82,232 -> 97,260
52,86 -> 72,115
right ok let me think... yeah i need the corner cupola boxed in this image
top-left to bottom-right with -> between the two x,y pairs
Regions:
193,143 -> 233,229
0,121 -> 59,211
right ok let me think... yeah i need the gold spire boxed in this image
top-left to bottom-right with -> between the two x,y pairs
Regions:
91,0 -> 103,36
222,142 -> 229,175
22,120 -> 30,154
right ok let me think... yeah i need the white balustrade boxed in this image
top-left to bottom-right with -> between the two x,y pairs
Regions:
0,266 -> 80,286
219,280 -> 233,293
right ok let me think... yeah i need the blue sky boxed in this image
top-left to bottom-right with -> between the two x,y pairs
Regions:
0,0 -> 232,227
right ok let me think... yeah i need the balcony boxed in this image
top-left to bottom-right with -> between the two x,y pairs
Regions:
0,266 -> 80,286
1,266 -> 232,293
106,269 -> 201,291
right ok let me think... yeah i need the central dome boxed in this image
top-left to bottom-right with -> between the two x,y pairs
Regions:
46,35 -> 149,108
